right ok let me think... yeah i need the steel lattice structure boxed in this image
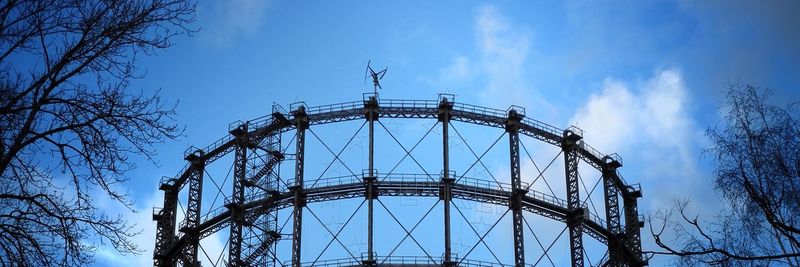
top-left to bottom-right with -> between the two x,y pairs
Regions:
152,93 -> 647,267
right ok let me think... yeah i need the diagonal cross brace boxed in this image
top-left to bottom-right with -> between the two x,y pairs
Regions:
378,120 -> 438,182
306,206 -> 360,263
307,122 -> 365,188
377,199 -> 438,264
309,200 -> 366,266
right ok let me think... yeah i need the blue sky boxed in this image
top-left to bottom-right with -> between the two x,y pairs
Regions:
92,1 -> 800,266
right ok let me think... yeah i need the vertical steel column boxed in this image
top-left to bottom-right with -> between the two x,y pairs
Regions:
291,106 -> 308,267
562,129 -> 584,267
623,185 -> 644,266
266,130 -> 282,267
364,95 -> 379,266
181,152 -> 205,267
602,157 -> 622,266
438,96 -> 454,266
228,124 -> 249,266
507,109 -> 526,266
153,184 -> 178,267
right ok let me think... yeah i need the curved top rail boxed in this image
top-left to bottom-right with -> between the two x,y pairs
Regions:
162,94 -> 623,205
270,95 -> 611,167
292,95 -> 609,165
382,98 -> 438,109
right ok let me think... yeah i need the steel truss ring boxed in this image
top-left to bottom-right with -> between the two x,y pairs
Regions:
153,93 -> 647,267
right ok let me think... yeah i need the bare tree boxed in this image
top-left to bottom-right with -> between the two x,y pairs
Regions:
0,0 -> 195,265
650,85 -> 800,266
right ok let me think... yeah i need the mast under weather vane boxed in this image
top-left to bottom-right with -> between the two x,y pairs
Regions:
364,60 -> 387,94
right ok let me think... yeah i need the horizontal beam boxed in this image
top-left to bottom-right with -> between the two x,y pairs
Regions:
163,177 -> 613,258
165,96 -> 619,191
161,95 -> 643,265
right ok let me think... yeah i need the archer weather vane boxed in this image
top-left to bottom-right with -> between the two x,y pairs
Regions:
365,60 -> 387,94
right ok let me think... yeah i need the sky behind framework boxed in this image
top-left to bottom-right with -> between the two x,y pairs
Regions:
90,1 -> 800,266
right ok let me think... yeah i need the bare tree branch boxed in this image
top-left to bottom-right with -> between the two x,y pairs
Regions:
648,85 -> 800,266
0,0 -> 195,266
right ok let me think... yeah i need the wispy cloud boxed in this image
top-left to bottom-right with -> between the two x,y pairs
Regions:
434,56 -> 473,86
433,5 -> 710,209
198,0 -> 270,48
93,191 -> 161,266
474,5 -> 533,107
569,69 -> 710,209
93,190 -> 227,267
430,5 -> 540,109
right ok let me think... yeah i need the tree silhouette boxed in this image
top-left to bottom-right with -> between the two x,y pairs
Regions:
650,85 -> 800,265
0,0 -> 195,265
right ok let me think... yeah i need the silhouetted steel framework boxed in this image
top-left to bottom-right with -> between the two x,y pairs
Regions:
152,93 -> 647,267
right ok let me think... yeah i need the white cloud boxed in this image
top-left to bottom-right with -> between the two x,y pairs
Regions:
435,56 -> 473,85
428,6 -> 713,259
93,191 -> 162,266
475,5 -> 533,108
571,69 -> 695,161
430,5 -> 540,109
94,190 -> 227,267
570,79 -> 638,154
199,0 -> 270,48
568,69 -> 723,266
569,69 -> 709,209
